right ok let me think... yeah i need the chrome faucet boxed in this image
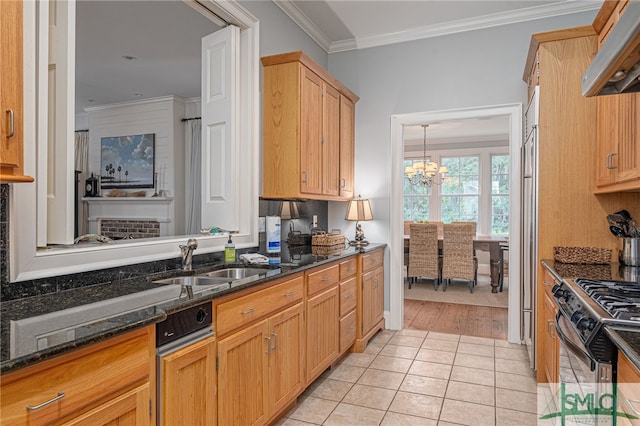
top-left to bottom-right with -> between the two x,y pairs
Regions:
179,238 -> 198,271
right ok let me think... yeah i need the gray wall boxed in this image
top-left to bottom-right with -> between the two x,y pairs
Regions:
323,12 -> 597,309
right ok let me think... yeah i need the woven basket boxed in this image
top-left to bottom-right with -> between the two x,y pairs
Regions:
312,244 -> 344,256
553,246 -> 612,264
312,231 -> 345,247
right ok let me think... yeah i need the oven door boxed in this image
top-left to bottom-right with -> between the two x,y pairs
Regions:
554,312 -> 615,425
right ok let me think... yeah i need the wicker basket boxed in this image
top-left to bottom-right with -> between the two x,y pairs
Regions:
553,246 -> 612,264
312,231 -> 345,247
312,244 -> 345,256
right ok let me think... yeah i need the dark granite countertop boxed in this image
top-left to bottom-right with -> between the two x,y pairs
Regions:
541,259 -> 640,371
1,244 -> 385,374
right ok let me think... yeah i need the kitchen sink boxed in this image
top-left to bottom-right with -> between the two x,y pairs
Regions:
204,267 -> 272,280
152,275 -> 235,287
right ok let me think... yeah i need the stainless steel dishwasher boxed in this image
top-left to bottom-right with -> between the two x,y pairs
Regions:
156,300 -> 214,425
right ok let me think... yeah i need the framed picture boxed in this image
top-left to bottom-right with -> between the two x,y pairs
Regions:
100,133 -> 155,189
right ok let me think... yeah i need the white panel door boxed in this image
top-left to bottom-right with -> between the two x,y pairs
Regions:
201,25 -> 240,232
40,0 -> 75,245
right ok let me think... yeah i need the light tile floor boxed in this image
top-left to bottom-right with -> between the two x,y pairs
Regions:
277,330 -> 538,426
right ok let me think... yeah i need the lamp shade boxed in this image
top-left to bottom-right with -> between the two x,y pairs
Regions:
278,201 -> 300,220
345,197 -> 373,222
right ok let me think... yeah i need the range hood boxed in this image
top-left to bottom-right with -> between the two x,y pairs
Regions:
582,1 -> 640,96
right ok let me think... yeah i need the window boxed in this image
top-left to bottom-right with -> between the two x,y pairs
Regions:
441,156 -> 479,222
403,149 -> 509,236
491,154 -> 510,234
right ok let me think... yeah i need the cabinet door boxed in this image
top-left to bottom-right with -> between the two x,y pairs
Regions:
0,0 -> 23,177
300,67 -> 323,195
62,383 -> 151,426
218,321 -> 269,426
160,335 -> 216,426
267,303 -> 305,417
542,291 -> 558,386
615,93 -> 640,183
306,286 -> 339,383
339,95 -> 355,198
323,84 -> 340,196
362,266 -> 384,335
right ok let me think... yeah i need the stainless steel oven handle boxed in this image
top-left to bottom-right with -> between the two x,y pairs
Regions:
626,398 -> 640,416
554,311 -> 594,368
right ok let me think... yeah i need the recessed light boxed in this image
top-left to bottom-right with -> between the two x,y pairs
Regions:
121,55 -> 137,61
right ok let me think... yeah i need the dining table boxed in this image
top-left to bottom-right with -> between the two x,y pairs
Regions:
404,235 -> 508,293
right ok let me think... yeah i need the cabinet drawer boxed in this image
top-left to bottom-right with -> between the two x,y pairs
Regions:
362,249 -> 384,272
307,264 -> 339,296
339,258 -> 357,280
216,275 -> 303,336
1,327 -> 152,426
340,277 -> 357,316
339,310 -> 356,353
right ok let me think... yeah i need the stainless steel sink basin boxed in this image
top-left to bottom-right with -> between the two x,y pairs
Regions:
152,275 -> 234,287
204,267 -> 270,280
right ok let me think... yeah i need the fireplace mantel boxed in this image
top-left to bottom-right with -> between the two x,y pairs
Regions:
82,196 -> 175,237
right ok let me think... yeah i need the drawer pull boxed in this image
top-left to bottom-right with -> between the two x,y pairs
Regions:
284,291 -> 295,297
322,276 -> 332,281
6,109 -> 14,138
27,392 -> 65,411
241,308 -> 255,315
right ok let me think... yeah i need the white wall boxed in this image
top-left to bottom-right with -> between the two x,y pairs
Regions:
86,96 -> 186,235
325,12 -> 597,310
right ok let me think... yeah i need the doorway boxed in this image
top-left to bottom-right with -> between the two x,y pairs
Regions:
388,104 -> 522,343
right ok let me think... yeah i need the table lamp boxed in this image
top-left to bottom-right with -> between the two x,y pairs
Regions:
345,195 -> 373,251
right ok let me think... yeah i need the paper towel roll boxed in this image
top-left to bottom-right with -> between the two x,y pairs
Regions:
266,216 -> 281,253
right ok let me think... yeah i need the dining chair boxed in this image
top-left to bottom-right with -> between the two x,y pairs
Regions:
408,223 -> 441,290
441,223 -> 478,293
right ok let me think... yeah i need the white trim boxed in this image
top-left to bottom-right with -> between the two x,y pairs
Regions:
12,2 -> 260,282
274,0 -> 600,53
389,104 -> 522,345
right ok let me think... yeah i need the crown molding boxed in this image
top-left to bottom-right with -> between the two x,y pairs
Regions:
273,0 -> 331,52
274,0 -> 600,54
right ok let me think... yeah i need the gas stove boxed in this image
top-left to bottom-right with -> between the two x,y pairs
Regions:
551,277 -> 640,363
574,278 -> 640,321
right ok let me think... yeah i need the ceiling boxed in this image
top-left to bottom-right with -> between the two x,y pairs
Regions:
75,0 -> 600,143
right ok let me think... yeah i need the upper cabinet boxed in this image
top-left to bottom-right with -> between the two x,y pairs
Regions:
0,1 -> 33,183
592,0 -> 640,193
262,51 -> 358,201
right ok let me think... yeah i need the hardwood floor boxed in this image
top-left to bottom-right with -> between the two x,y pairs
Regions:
404,299 -> 508,340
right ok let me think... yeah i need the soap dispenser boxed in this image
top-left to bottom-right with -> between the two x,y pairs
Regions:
225,235 -> 236,263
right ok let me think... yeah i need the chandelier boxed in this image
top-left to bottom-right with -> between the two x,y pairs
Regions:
405,124 -> 448,187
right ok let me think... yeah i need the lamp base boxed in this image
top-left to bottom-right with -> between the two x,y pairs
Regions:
349,239 -> 370,252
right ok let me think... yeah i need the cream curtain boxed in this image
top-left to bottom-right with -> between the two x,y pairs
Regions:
75,131 -> 90,236
185,119 -> 202,234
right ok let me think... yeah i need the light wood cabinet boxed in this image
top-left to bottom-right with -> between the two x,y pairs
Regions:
159,335 -> 216,426
0,0 -> 33,183
615,351 -> 640,425
355,248 -> 385,352
0,326 -> 154,425
541,270 -> 559,396
262,51 -> 358,201
339,258 -> 357,354
305,263 -> 340,383
592,0 -> 640,193
216,274 -> 305,425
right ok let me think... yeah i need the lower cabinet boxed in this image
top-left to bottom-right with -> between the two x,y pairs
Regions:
541,270 -> 559,389
216,274 -> 305,426
62,383 -> 151,426
355,248 -> 385,352
616,352 -> 640,425
0,326 -> 155,426
159,335 -> 216,426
